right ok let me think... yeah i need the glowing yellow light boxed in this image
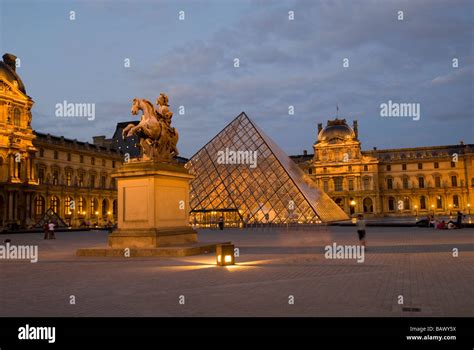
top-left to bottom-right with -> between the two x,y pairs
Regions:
95,211 -> 99,215
217,255 -> 221,263
107,211 -> 111,215
224,255 -> 232,263
350,200 -> 356,206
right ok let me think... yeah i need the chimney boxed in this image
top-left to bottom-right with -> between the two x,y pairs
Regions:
2,53 -> 17,72
373,146 -> 377,151
93,136 -> 106,145
303,150 -> 308,156
317,122 -> 322,134
353,120 -> 358,138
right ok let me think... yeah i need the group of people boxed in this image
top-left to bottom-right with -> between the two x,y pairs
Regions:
43,221 -> 56,239
428,211 -> 465,230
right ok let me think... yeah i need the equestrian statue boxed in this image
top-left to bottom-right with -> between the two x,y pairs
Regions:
122,93 -> 179,161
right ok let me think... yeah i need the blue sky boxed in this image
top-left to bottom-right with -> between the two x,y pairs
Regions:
1,0 -> 473,158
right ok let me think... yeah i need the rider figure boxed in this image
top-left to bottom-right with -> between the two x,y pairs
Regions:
156,93 -> 173,128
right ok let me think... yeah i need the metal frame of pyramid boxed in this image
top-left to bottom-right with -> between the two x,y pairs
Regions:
185,112 -> 349,223
33,208 -> 69,228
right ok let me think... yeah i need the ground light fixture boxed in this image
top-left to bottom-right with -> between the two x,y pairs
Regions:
216,243 -> 235,266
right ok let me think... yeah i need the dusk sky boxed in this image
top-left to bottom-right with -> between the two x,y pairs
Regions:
1,0 -> 472,158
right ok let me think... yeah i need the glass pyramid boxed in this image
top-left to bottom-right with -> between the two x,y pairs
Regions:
185,112 -> 349,225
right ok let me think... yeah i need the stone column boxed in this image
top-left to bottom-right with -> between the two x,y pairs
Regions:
25,157 -> 30,181
9,154 -> 15,180
8,191 -> 14,221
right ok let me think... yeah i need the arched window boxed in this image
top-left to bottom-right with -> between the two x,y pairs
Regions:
78,197 -> 86,215
102,199 -> 109,217
90,198 -> 98,215
363,197 -> 373,213
64,196 -> 73,216
113,200 -> 117,217
35,196 -> 45,216
50,196 -> 60,213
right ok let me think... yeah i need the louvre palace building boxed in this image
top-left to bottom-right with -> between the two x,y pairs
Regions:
1,52 -> 473,229
0,54 -> 121,229
290,119 -> 473,219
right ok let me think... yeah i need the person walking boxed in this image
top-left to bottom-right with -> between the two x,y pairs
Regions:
218,216 -> 224,230
43,222 -> 50,240
48,221 -> 56,239
456,211 -> 463,228
356,214 -> 366,248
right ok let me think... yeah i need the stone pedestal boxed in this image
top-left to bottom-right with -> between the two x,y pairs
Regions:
109,160 -> 197,248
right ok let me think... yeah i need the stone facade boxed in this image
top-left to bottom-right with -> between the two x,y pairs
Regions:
292,118 -> 473,217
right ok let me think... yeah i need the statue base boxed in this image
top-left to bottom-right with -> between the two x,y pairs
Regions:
109,160 -> 197,248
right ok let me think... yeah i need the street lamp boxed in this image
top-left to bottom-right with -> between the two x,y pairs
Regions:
431,204 -> 435,216
468,203 -> 471,215
449,204 -> 452,219
414,205 -> 418,219
216,243 -> 235,266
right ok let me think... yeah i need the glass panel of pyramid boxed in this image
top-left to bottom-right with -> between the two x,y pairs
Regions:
185,112 -> 349,223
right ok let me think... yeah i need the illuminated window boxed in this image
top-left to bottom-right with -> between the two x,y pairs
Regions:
453,195 -> 459,208
64,197 -> 73,216
436,196 -> 443,209
50,196 -> 59,213
66,170 -> 72,186
35,196 -> 45,215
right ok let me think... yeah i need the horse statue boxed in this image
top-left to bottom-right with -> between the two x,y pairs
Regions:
122,95 -> 179,161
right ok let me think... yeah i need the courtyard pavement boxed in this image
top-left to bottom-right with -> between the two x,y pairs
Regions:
0,226 -> 473,317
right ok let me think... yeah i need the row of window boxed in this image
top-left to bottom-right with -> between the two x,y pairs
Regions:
38,148 -> 116,168
386,161 -> 457,171
37,167 -> 115,189
310,161 -> 458,175
323,177 -> 371,192
387,175 -> 460,189
34,195 -> 117,217
386,195 -> 461,211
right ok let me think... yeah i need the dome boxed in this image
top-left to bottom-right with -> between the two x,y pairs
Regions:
0,54 -> 26,94
318,119 -> 355,143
